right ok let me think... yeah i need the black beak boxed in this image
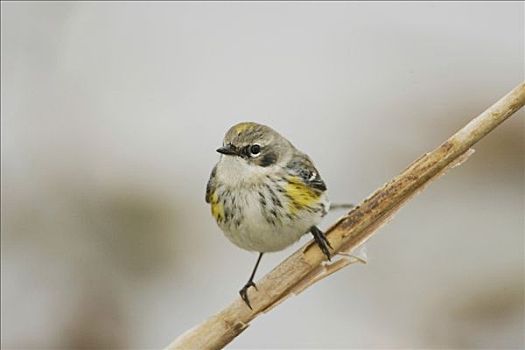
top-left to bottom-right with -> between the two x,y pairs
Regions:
216,144 -> 238,156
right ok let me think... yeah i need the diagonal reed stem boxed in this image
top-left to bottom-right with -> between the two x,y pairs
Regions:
167,82 -> 525,350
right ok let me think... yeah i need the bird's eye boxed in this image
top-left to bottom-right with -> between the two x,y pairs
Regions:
249,144 -> 261,157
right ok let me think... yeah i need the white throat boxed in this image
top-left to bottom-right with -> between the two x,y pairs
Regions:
215,155 -> 272,187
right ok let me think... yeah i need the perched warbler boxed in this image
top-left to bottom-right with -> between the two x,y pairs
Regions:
206,122 -> 332,308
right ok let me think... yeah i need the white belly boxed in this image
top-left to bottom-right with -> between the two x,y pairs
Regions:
217,185 -> 328,252
212,155 -> 329,252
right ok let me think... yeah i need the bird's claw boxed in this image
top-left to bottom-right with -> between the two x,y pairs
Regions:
239,281 -> 257,309
311,226 -> 332,261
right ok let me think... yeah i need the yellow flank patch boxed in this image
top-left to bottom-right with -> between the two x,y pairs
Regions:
285,176 -> 320,214
234,122 -> 255,134
210,192 -> 224,221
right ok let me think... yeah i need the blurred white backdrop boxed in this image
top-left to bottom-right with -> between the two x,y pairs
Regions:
1,1 -> 524,349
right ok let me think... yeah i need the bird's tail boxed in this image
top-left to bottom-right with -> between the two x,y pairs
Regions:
329,203 -> 355,211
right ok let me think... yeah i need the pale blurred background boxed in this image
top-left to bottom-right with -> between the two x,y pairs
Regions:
1,2 -> 524,349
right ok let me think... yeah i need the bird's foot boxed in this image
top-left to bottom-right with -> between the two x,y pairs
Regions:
239,280 -> 257,309
311,226 -> 332,261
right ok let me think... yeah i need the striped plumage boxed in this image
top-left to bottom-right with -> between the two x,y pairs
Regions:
206,123 -> 329,252
206,122 -> 331,308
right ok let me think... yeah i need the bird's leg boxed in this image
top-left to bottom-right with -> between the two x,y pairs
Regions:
310,226 -> 332,261
239,252 -> 263,309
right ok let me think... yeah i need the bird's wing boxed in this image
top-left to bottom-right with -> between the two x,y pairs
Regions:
205,165 -> 218,203
286,153 -> 327,192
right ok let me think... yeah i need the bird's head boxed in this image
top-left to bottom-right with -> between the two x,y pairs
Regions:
216,122 -> 293,169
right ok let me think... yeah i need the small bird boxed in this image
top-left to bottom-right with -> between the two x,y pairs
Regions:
206,122 -> 332,308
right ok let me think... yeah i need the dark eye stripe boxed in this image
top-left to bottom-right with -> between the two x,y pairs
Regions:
259,152 -> 277,167
241,146 -> 250,157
